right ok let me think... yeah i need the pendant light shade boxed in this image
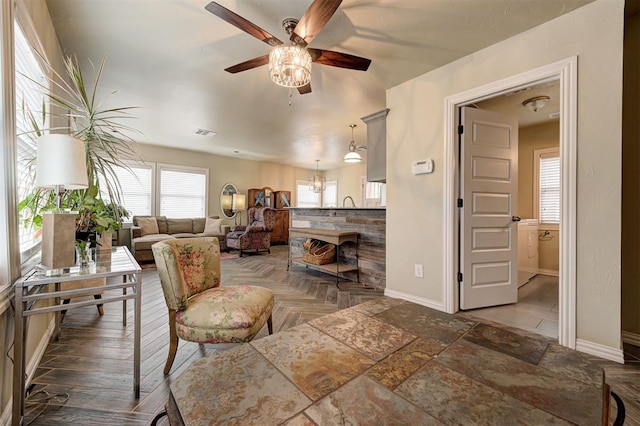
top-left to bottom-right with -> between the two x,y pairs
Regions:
343,124 -> 364,163
308,160 -> 326,193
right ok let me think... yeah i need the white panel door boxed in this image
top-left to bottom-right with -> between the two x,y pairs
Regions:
460,107 -> 519,310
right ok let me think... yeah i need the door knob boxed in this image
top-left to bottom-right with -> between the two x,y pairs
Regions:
512,216 -> 521,222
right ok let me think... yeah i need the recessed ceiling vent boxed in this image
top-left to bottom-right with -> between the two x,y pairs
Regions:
195,128 -> 217,137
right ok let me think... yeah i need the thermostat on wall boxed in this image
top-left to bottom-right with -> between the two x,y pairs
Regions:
412,159 -> 434,175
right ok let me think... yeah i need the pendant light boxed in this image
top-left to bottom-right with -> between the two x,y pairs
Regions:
308,160 -> 326,193
343,124 -> 364,163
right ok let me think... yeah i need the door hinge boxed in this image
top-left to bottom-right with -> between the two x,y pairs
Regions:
457,125 -> 464,135
457,272 -> 463,282
457,198 -> 463,208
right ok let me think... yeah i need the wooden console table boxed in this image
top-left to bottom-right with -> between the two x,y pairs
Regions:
11,247 -> 142,426
287,228 -> 358,285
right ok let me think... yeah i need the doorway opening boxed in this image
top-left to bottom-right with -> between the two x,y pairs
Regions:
461,81 -> 560,340
442,57 -> 577,349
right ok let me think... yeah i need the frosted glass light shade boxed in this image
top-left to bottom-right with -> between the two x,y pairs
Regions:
343,151 -> 362,163
36,134 -> 88,189
232,194 -> 246,212
269,45 -> 312,88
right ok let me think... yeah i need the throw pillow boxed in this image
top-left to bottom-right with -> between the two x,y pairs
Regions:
138,217 -> 159,236
204,217 -> 223,234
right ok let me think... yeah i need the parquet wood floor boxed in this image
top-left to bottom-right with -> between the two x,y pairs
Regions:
21,245 -> 639,425
24,245 -> 383,425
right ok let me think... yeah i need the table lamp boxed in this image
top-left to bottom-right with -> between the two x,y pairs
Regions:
231,193 -> 246,226
36,134 -> 88,270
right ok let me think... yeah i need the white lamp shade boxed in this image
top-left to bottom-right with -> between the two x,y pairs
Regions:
232,193 -> 246,211
343,151 -> 362,163
36,134 -> 88,189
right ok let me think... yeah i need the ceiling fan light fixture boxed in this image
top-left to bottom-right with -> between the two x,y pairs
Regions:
522,95 -> 550,112
269,45 -> 312,88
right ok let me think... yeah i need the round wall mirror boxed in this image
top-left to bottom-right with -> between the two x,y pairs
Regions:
220,183 -> 238,219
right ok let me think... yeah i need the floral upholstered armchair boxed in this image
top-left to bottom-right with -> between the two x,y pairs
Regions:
225,207 -> 276,257
152,237 -> 274,374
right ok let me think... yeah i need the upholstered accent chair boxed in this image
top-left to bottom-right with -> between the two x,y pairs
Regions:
152,237 -> 274,374
225,207 -> 276,257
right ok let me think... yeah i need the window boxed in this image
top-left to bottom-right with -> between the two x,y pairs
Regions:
534,148 -> 560,226
322,180 -> 338,207
15,20 -> 47,258
158,164 -> 208,218
296,180 -> 320,207
362,178 -> 386,208
100,163 -> 154,220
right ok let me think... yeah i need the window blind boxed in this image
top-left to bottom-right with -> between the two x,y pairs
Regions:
159,167 -> 207,218
296,181 -> 320,207
100,164 -> 153,219
539,155 -> 560,224
15,21 -> 47,254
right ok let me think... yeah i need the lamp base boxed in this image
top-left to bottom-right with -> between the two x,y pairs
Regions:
41,213 -> 77,270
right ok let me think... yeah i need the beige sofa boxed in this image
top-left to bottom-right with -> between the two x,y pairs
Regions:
130,215 -> 230,263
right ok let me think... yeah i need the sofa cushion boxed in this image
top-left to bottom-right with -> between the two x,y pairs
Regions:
132,234 -> 174,251
171,233 -> 199,239
168,218 -> 193,234
138,217 -> 159,236
193,218 -> 206,233
204,217 -> 223,234
156,216 -> 169,234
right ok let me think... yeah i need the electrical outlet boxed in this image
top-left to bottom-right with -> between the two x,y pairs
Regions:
414,264 -> 424,278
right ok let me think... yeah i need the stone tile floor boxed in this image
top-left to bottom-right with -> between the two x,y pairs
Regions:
168,297 -> 607,425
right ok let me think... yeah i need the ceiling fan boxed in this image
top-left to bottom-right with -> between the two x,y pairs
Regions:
204,0 -> 372,95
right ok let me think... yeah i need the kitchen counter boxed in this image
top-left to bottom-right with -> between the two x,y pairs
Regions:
289,208 -> 386,289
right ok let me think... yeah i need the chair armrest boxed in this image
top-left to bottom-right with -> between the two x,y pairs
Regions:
131,226 -> 142,239
233,225 -> 247,232
246,225 -> 266,233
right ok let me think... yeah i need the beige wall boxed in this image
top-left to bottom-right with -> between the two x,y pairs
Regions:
518,121 -> 560,219
386,0 -> 624,350
622,10 -> 640,337
325,163 -> 367,207
518,121 -> 560,273
134,142 -> 312,219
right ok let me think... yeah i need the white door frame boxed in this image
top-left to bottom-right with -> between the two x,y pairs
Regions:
442,57 -> 578,348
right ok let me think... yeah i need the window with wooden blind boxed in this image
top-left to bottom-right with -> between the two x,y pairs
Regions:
158,164 -> 208,218
534,148 -> 560,226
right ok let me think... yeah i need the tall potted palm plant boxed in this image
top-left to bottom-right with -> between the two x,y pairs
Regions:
19,54 -> 140,248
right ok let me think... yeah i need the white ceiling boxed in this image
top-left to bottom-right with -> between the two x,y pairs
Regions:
44,0 -> 592,170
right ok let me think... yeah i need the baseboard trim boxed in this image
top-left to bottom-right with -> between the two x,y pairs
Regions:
622,330 -> 640,347
575,338 -> 625,364
537,268 -> 559,277
384,289 -> 445,312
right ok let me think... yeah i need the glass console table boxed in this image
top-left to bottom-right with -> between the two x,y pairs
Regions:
11,246 -> 142,426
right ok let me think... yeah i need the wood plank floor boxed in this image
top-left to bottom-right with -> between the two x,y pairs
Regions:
24,245 -> 384,425
23,245 -> 640,425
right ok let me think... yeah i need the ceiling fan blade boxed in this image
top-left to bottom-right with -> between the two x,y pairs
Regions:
297,83 -> 312,95
205,2 -> 283,47
308,48 -> 371,71
290,0 -> 342,48
224,55 -> 270,74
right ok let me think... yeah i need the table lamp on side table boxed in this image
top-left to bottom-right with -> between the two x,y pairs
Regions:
36,134 -> 88,271
232,193 -> 246,226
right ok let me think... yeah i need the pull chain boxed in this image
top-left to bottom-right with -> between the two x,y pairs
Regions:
288,87 -> 293,107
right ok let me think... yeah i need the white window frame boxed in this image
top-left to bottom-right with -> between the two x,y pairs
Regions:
361,177 -> 386,208
322,180 -> 338,207
296,179 -> 320,208
157,163 -> 209,218
533,147 -> 560,230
